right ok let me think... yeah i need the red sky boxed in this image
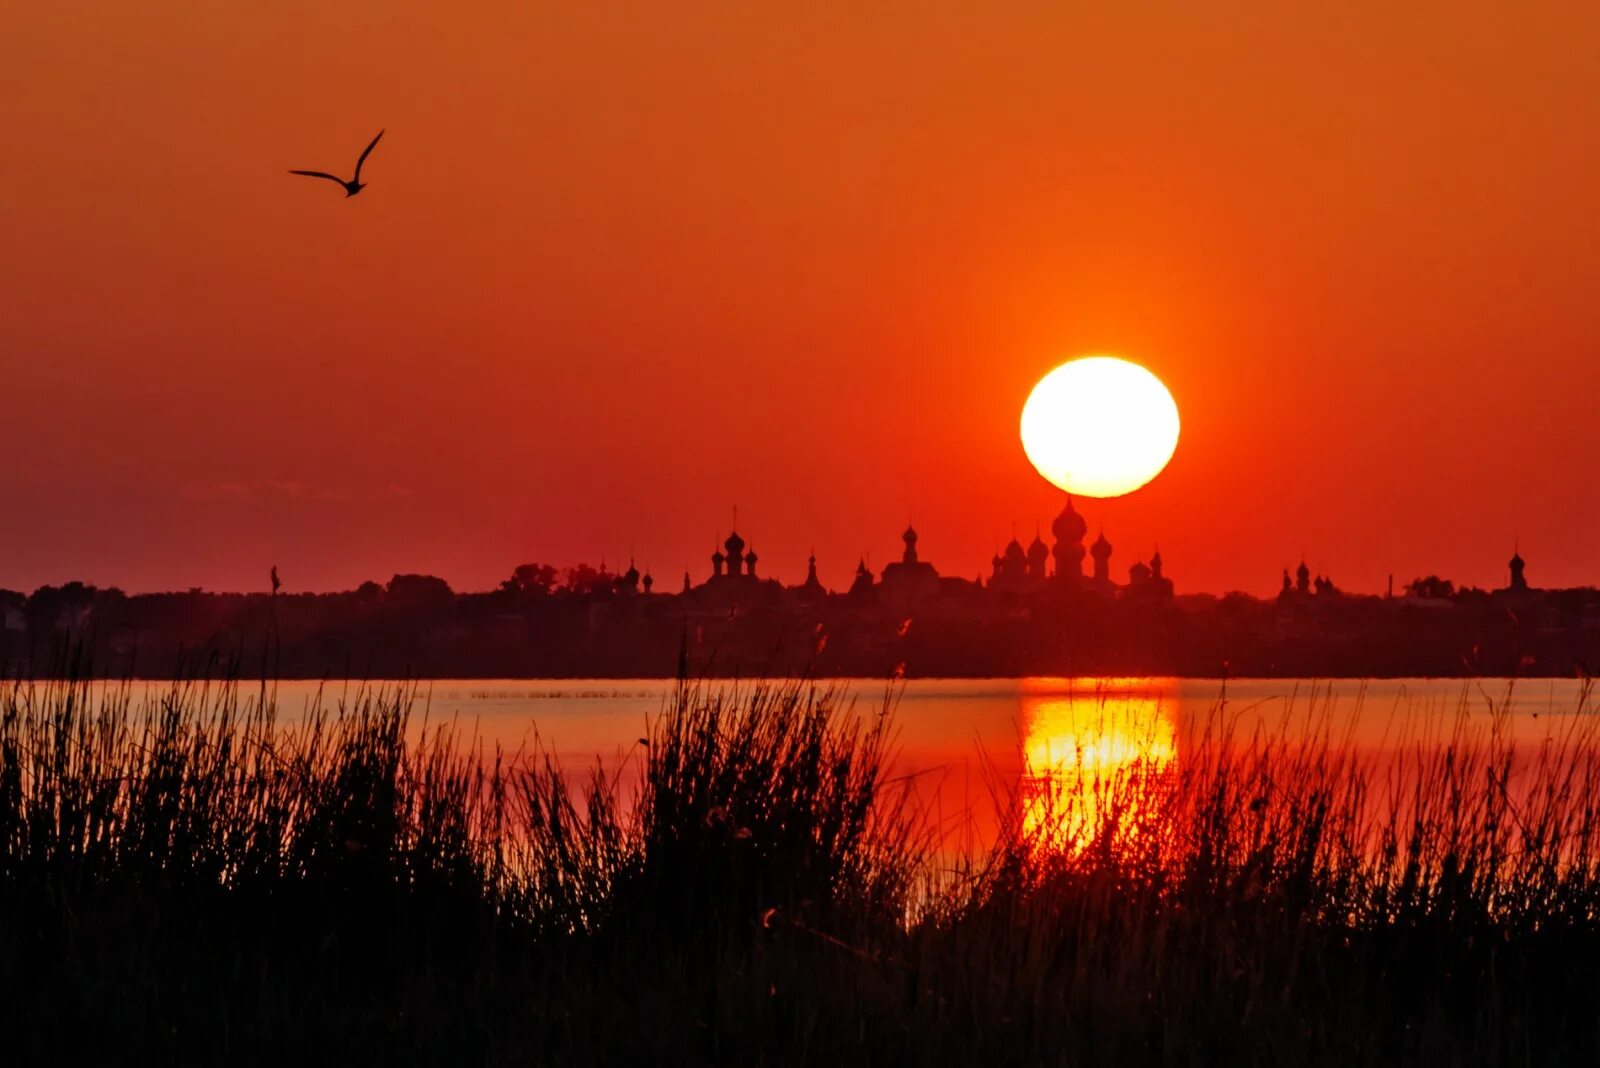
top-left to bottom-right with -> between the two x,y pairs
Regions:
4,3 -> 1598,596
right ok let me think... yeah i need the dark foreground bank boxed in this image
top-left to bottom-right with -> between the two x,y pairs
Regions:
2,669 -> 1598,1066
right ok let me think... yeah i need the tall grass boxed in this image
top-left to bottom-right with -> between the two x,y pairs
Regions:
2,669 -> 1598,1065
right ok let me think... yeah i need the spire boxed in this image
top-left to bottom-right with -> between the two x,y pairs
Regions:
797,548 -> 825,599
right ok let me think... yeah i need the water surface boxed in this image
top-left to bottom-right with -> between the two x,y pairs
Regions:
253,676 -> 1597,852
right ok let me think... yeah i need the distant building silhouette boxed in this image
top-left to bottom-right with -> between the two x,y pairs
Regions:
849,558 -> 876,601
1509,547 -> 1528,592
1051,497 -> 1088,584
987,498 -> 1173,600
795,552 -> 828,603
1277,557 -> 1339,604
1126,550 -> 1174,600
15,518 -> 1600,681
1089,529 -> 1114,591
724,530 -> 748,577
989,534 -> 1034,594
706,529 -> 762,584
881,526 -> 941,605
687,526 -> 786,614
1026,527 -> 1050,581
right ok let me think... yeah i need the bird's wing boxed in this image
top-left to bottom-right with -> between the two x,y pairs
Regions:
353,129 -> 385,181
288,170 -> 348,186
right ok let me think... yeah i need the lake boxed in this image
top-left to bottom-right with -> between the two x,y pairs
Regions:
243,675 -> 1597,853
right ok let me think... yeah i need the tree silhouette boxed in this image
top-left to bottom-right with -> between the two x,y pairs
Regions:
1405,575 -> 1456,599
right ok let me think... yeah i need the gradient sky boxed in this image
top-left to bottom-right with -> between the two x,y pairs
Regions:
5,2 -> 1599,596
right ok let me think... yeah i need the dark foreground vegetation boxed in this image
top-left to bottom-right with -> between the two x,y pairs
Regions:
3,667 -> 1599,1066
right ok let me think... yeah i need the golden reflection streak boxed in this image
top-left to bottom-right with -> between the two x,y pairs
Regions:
1018,678 -> 1178,852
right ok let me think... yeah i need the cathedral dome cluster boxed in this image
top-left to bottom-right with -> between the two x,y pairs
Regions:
681,496 -> 1173,610
984,497 -> 1170,598
711,529 -> 758,579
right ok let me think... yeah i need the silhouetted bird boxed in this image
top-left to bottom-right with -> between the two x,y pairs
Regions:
289,129 -> 384,197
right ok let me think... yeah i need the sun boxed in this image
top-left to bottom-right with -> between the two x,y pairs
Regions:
1020,356 -> 1180,498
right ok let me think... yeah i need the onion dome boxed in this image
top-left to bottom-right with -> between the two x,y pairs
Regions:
642,571 -> 654,593
1508,545 -> 1528,590
1004,537 -> 1027,564
1051,496 -> 1088,544
1091,530 -> 1113,559
1028,529 -> 1050,561
903,525 -> 918,545
724,530 -> 746,555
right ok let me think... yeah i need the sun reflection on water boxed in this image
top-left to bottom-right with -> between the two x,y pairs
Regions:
1018,678 -> 1179,850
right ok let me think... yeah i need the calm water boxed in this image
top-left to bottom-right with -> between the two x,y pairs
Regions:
248,676 -> 1597,851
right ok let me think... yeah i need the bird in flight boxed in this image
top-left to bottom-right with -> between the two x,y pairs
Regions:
289,129 -> 384,197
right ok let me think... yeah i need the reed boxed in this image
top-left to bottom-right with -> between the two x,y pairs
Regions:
1,667 -> 1597,1065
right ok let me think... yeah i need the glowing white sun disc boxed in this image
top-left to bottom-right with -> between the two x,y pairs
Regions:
1020,356 -> 1180,498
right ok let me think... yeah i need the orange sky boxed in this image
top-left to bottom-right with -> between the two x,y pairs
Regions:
4,2 -> 1598,596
